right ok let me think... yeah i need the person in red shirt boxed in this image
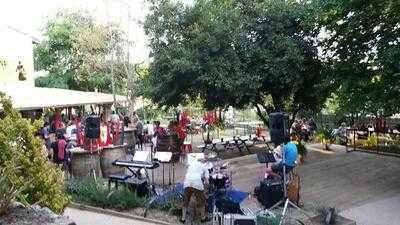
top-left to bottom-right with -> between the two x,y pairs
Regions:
153,121 -> 166,138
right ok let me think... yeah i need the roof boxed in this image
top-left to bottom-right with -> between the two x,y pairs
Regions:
3,25 -> 40,44
0,84 -> 127,110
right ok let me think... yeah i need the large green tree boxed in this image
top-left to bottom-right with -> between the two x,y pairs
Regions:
142,0 -> 331,124
34,11 -> 128,93
315,0 -> 400,117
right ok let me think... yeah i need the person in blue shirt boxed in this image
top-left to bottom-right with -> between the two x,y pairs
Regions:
266,136 -> 298,177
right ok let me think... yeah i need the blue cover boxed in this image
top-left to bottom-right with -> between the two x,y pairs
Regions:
152,183 -> 248,206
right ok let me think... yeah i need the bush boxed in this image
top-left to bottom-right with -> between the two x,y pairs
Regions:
0,168 -> 19,216
65,179 -> 147,210
315,127 -> 334,144
365,134 -> 378,147
0,93 -> 70,213
294,141 -> 307,156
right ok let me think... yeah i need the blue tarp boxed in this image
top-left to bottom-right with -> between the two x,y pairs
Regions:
152,183 -> 249,206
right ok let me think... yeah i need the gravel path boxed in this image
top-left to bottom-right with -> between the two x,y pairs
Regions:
63,207 -> 158,225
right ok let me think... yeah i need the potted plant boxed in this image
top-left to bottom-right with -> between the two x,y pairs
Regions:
295,141 -> 308,164
315,127 -> 335,150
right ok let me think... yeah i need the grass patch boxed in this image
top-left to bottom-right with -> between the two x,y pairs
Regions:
65,179 -> 148,210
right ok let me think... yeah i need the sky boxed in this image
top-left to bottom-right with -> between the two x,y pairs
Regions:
0,0 -> 193,63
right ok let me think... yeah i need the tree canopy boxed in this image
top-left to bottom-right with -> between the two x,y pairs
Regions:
34,11 -> 129,93
315,0 -> 400,117
143,0 -> 332,123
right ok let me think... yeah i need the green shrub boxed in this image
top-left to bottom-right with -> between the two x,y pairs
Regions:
0,168 -> 19,216
65,179 -> 147,210
0,93 -> 69,213
315,127 -> 334,144
295,141 -> 308,156
365,134 -> 378,147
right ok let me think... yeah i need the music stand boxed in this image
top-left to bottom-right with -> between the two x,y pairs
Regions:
154,151 -> 173,190
256,152 -> 276,164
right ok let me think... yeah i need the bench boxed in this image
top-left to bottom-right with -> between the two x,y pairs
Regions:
108,174 -> 130,190
108,174 -> 149,196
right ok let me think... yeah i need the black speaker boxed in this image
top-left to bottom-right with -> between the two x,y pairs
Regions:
85,116 -> 100,139
255,179 -> 283,209
269,112 -> 289,145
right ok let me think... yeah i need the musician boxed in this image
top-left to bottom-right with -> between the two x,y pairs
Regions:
181,156 -> 210,223
265,136 -> 298,177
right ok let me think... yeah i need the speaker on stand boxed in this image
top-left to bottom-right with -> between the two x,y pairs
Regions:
85,116 -> 101,181
269,112 -> 289,145
268,112 -> 312,225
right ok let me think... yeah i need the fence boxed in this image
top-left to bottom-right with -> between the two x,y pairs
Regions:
345,129 -> 400,157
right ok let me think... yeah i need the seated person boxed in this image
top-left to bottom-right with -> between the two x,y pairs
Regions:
265,136 -> 298,178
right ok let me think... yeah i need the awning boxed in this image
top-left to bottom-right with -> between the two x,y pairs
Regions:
0,84 -> 127,110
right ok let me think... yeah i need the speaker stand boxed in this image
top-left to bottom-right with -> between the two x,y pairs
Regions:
89,138 -> 97,182
269,144 -> 312,225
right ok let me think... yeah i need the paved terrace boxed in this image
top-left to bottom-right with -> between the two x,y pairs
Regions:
148,143 -> 400,224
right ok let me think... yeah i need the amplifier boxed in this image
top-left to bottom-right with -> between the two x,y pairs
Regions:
256,179 -> 283,209
223,214 -> 256,225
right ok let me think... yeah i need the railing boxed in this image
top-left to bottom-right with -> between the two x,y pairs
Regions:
345,128 -> 400,157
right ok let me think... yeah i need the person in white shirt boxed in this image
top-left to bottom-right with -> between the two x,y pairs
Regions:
110,111 -> 120,123
65,121 -> 77,149
181,157 -> 210,223
65,122 -> 77,141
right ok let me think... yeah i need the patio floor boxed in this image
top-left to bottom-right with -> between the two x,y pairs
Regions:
145,142 -> 400,223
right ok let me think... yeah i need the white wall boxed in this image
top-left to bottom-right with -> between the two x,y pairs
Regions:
0,26 -> 35,87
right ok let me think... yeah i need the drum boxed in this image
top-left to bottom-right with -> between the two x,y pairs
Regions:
210,173 -> 229,190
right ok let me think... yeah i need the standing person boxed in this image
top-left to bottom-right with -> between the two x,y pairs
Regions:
181,157 -> 210,223
134,118 -> 144,150
168,121 -> 186,149
65,120 -> 77,148
51,132 -> 67,168
143,121 -> 154,143
123,113 -> 131,127
110,110 -> 120,123
41,122 -> 52,159
152,121 -> 165,147
110,111 -> 121,144
154,121 -> 166,138
337,122 -> 347,145
15,61 -> 26,81
97,113 -> 112,147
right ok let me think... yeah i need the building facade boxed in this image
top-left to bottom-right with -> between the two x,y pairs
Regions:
0,25 -> 36,87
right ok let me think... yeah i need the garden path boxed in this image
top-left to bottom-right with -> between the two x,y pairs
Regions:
64,207 -> 158,225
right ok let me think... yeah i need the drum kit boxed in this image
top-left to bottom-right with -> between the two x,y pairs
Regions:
204,152 -> 232,192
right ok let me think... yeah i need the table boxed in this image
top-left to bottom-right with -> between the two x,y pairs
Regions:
199,136 -> 251,154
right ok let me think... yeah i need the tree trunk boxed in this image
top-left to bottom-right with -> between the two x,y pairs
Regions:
271,93 -> 285,112
255,104 -> 269,127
